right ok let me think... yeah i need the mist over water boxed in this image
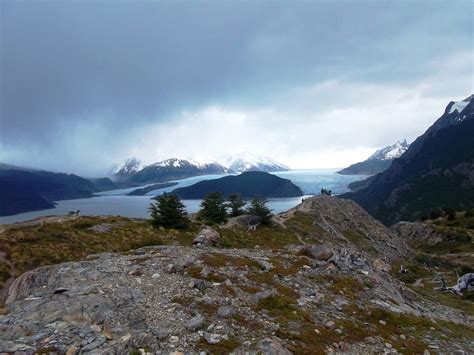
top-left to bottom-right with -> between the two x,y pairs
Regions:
0,170 -> 367,224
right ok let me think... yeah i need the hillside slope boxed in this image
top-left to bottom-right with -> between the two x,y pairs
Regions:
342,95 -> 474,225
0,196 -> 472,353
0,169 -> 97,216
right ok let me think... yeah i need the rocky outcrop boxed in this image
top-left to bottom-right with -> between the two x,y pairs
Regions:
281,195 -> 410,261
1,245 -> 471,353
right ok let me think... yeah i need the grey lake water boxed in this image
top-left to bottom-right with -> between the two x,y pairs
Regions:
0,169 -> 368,224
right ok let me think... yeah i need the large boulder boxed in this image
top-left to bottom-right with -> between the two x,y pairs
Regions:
193,227 -> 221,247
372,258 -> 392,273
302,245 -> 334,261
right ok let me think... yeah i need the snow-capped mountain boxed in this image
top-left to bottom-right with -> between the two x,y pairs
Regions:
149,158 -> 228,171
112,157 -> 143,177
217,152 -> 290,173
426,94 -> 474,133
337,140 -> 410,176
110,158 -> 229,185
343,94 -> 474,224
110,154 -> 289,185
367,140 -> 410,161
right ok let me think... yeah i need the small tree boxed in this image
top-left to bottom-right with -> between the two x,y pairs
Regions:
149,194 -> 188,229
246,196 -> 272,225
198,192 -> 228,224
227,193 -> 246,217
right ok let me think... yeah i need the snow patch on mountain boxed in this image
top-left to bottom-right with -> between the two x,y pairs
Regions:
368,140 -> 409,161
428,95 -> 474,134
449,100 -> 469,114
217,152 -> 290,173
151,158 -> 189,168
112,157 -> 143,175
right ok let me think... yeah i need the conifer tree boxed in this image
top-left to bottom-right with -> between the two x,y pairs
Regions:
246,196 -> 272,225
227,193 -> 246,217
198,192 -> 228,224
149,194 -> 189,229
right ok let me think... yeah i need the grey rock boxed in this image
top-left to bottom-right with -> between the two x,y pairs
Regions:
217,305 -> 235,318
203,332 -> 221,344
187,314 -> 205,331
82,336 -> 106,351
255,258 -> 274,271
188,279 -> 209,291
302,245 -> 334,261
167,263 -> 185,274
324,321 -> 336,330
373,258 -> 391,273
193,227 -> 221,246
251,290 -> 275,305
87,223 -> 114,234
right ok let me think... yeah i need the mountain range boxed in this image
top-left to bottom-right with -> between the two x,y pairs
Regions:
342,94 -> 474,225
337,140 -> 409,175
110,154 -> 290,186
111,158 -> 229,186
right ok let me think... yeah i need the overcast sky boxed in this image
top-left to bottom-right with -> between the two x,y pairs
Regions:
1,0 -> 473,176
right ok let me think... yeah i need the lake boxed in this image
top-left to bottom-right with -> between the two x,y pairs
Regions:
0,169 -> 367,224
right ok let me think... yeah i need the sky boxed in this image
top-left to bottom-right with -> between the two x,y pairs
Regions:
0,0 -> 473,177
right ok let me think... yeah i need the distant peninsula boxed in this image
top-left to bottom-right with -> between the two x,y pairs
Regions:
170,171 -> 303,199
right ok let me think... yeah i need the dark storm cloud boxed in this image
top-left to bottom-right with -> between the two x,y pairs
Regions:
0,0 -> 472,174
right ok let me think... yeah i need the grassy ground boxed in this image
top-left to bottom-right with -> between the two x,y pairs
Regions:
0,212 -> 320,290
0,209 -> 385,292
0,216 -> 198,289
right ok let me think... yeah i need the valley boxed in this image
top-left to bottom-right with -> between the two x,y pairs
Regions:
0,170 -> 366,225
